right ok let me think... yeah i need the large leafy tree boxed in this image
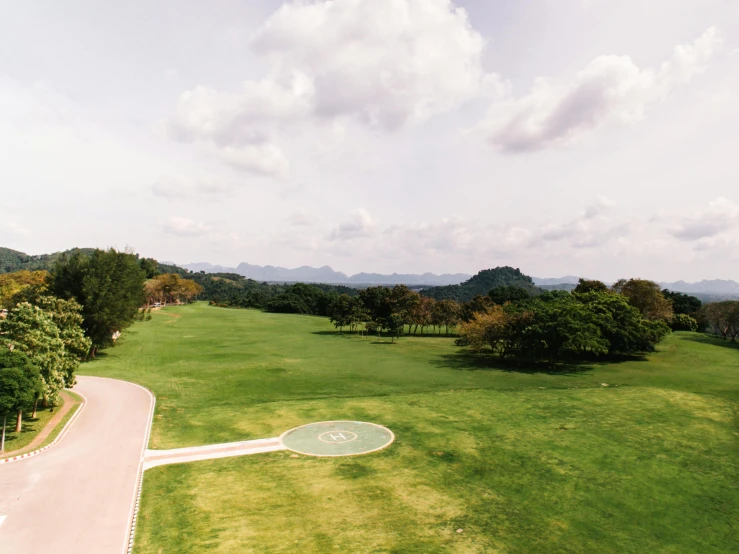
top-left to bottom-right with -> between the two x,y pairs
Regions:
575,292 -> 665,355
0,303 -> 67,401
144,274 -> 204,306
48,248 -> 146,356
612,279 -> 673,322
0,350 -> 41,448
703,301 -> 739,341
525,297 -> 609,369
573,278 -> 609,294
34,296 -> 91,386
328,294 -> 354,333
662,290 -> 702,316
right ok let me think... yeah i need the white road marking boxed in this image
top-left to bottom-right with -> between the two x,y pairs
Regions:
0,515 -> 7,528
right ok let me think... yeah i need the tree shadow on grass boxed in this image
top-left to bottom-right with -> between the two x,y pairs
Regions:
680,333 -> 739,351
431,349 -> 648,376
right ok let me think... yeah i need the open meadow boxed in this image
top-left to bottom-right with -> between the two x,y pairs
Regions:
82,302 -> 739,553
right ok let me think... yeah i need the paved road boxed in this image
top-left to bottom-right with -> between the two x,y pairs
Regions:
0,376 -> 153,554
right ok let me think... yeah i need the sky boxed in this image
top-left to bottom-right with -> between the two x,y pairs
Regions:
1,0 -> 738,281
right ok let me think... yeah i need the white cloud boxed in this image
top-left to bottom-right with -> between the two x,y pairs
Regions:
329,208 -> 376,240
160,216 -> 211,237
164,0 -> 502,178
479,27 -> 723,152
250,0 -> 500,130
668,197 -> 739,241
167,75 -> 314,146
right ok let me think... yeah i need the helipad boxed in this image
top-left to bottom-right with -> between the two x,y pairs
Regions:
279,421 -> 394,457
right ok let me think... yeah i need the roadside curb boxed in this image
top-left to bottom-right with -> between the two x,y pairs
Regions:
118,379 -> 155,554
0,389 -> 87,465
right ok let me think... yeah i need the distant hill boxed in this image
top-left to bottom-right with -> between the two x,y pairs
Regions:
421,267 -> 540,302
182,261 -> 471,286
0,246 -> 96,274
659,279 -> 739,297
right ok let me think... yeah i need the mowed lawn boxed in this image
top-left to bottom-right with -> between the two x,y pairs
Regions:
81,303 -> 739,553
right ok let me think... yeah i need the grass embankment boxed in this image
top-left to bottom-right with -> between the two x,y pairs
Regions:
82,302 -> 739,553
1,390 -> 83,457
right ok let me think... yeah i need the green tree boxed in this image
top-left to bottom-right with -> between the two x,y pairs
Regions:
34,296 -> 91,386
329,294 -> 354,333
48,248 -> 146,356
488,286 -> 532,305
662,290 -> 702,316
573,278 -> 609,294
139,257 -> 160,279
0,303 -> 66,402
671,313 -> 699,332
525,297 -> 608,370
575,291 -> 666,355
0,350 -> 41,449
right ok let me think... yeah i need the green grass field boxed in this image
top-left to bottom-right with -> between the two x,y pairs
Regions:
81,303 -> 739,553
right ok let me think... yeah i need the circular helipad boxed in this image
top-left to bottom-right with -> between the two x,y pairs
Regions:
279,421 -> 394,457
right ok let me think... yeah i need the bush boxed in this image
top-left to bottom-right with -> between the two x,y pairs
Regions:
671,313 -> 698,332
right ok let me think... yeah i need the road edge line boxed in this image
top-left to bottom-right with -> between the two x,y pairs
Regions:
116,378 -> 156,554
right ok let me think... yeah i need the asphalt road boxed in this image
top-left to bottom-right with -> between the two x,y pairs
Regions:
0,376 -> 153,554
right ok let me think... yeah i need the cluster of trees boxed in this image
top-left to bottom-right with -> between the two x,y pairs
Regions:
0,293 -> 91,451
329,286 -> 462,340
459,289 -> 671,369
703,301 -> 739,341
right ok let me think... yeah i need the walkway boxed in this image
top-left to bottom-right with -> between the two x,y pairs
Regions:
143,437 -> 285,470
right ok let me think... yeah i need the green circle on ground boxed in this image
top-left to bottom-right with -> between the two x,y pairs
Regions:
280,421 -> 394,457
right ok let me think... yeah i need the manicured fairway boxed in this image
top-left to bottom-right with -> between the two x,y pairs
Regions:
81,303 -> 739,553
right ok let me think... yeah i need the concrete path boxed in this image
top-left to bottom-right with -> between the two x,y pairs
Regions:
0,376 -> 154,554
143,437 -> 285,470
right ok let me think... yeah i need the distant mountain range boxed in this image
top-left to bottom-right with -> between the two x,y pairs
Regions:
533,275 -> 739,298
182,262 -> 472,286
182,262 -> 739,297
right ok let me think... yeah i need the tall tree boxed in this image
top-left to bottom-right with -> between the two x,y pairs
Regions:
48,248 -> 146,356
328,294 -> 354,334
34,296 -> 91,386
612,279 -> 673,322
0,350 -> 40,448
573,278 -> 609,294
0,303 -> 66,401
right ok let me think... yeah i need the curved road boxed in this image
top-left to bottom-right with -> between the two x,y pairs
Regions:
0,376 -> 153,554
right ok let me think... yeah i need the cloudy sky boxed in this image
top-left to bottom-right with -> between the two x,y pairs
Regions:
2,0 -> 738,281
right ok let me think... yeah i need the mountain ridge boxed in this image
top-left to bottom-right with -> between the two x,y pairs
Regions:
182,261 -> 471,286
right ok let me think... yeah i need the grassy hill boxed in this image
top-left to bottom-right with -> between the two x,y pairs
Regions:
0,246 -> 96,274
421,266 -> 540,301
81,303 -> 738,553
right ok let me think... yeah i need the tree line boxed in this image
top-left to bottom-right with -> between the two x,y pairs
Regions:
325,277 -> 725,367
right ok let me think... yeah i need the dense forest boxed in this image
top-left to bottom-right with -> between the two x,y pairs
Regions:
0,247 -> 96,274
